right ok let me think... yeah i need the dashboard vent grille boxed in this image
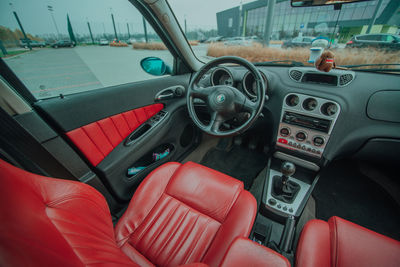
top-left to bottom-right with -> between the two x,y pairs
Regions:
339,73 -> 354,86
289,70 -> 302,81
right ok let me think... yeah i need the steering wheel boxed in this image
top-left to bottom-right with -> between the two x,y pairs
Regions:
187,56 -> 266,137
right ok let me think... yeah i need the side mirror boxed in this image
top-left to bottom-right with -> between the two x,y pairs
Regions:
140,57 -> 171,76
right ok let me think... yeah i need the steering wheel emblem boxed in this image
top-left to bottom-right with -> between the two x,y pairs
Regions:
216,94 -> 225,103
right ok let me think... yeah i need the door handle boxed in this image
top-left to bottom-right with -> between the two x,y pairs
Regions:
155,85 -> 185,102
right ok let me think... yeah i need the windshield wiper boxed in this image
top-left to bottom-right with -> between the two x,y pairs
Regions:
340,63 -> 400,69
254,60 -> 304,67
338,63 -> 400,74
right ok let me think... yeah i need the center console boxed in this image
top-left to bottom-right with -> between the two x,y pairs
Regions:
276,93 -> 341,158
252,93 -> 342,260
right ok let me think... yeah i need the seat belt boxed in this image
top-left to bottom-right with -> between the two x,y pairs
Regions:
0,107 -> 75,178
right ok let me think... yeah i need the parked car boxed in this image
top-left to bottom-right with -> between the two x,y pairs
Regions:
346,33 -> 400,50
51,40 -> 75,48
224,36 -> 256,46
19,39 -> 46,48
99,38 -> 109,45
205,36 -> 224,43
282,36 -> 315,48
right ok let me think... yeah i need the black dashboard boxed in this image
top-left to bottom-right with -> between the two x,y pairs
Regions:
199,65 -> 400,165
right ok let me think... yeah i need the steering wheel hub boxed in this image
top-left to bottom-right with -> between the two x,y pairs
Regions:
208,87 -> 236,114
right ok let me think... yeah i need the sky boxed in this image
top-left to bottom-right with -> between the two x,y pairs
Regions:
0,0 -> 255,37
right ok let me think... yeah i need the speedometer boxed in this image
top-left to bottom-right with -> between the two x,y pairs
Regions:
219,74 -> 233,86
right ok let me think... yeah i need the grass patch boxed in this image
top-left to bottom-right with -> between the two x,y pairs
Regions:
132,42 -> 167,50
189,40 -> 199,46
0,50 -> 29,58
110,42 -> 128,47
207,43 -> 400,67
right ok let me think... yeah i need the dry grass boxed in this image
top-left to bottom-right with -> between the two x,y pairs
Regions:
207,43 -> 400,67
189,40 -> 199,46
109,42 -> 128,47
132,42 -> 167,50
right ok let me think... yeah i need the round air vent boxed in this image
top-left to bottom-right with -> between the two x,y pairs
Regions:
339,73 -> 354,86
289,70 -> 302,81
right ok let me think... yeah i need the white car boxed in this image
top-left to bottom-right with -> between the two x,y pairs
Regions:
99,39 -> 109,46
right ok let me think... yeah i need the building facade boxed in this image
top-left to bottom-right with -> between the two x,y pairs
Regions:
216,0 -> 400,42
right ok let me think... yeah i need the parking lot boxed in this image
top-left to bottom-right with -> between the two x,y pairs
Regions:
4,44 -> 208,99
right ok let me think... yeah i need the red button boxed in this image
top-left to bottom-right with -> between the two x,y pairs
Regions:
278,138 -> 288,144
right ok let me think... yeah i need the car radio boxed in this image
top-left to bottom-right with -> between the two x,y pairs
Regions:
276,93 -> 341,158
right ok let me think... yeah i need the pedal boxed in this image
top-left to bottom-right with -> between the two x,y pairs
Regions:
233,136 -> 243,146
248,136 -> 259,150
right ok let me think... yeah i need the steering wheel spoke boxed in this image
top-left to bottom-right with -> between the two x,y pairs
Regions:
206,111 -> 224,134
242,98 -> 257,113
190,86 -> 215,101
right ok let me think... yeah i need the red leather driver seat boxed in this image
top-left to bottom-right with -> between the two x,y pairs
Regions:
0,160 -> 258,266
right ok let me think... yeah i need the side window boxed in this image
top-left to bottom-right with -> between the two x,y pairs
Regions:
0,1 -> 174,100
383,35 -> 394,42
292,37 -> 301,42
303,38 -> 312,42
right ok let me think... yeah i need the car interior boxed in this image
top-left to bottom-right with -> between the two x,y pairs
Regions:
0,0 -> 400,266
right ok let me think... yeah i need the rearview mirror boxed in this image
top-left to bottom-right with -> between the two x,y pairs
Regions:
140,57 -> 171,76
291,0 -> 368,7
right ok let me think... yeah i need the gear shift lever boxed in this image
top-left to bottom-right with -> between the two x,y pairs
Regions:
272,161 -> 300,204
280,161 -> 296,186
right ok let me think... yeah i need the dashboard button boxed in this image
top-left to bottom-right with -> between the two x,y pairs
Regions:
313,136 -> 325,146
278,138 -> 288,144
296,131 -> 307,141
280,127 -> 290,137
268,199 -> 277,206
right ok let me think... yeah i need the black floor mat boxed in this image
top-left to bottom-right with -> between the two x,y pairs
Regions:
200,146 -> 267,190
313,160 -> 400,241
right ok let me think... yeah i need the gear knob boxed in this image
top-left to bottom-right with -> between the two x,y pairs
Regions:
281,161 -> 296,178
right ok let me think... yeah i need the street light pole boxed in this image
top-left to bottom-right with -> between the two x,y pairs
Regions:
110,8 -> 118,41
142,16 -> 148,43
9,3 -> 31,50
366,0 -> 384,34
184,15 -> 187,35
47,5 -> 60,39
263,0 -> 276,46
87,21 -> 94,44
127,23 -> 131,39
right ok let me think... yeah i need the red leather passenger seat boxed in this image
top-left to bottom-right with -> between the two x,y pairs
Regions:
296,216 -> 400,267
0,159 -> 289,266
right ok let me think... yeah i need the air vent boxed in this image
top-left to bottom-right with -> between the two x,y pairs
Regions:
339,73 -> 354,86
289,70 -> 302,81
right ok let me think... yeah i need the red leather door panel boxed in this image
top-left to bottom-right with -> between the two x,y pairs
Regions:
66,103 -> 163,166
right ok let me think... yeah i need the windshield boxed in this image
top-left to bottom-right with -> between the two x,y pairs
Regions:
169,0 -> 400,68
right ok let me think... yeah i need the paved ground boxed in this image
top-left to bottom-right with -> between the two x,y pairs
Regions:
5,44 -> 208,99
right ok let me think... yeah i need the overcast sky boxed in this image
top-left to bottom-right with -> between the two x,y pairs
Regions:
0,0 -> 254,37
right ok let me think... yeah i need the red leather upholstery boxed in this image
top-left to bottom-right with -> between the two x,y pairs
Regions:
66,103 -> 163,166
0,160 -> 266,267
0,158 -> 136,266
115,161 -> 258,267
220,237 -> 290,267
296,216 -> 400,267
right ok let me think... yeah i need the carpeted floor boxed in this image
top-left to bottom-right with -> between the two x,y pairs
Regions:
312,160 -> 400,241
200,145 -> 268,190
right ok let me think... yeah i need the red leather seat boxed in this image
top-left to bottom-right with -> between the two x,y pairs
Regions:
296,216 -> 400,267
0,159 -> 288,266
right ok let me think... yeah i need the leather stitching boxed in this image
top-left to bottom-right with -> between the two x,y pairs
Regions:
164,214 -> 201,266
129,196 -> 174,246
108,117 -> 123,139
81,126 -> 106,157
154,208 -> 191,261
141,199 -> 181,255
95,121 -> 115,149
183,217 -> 213,264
